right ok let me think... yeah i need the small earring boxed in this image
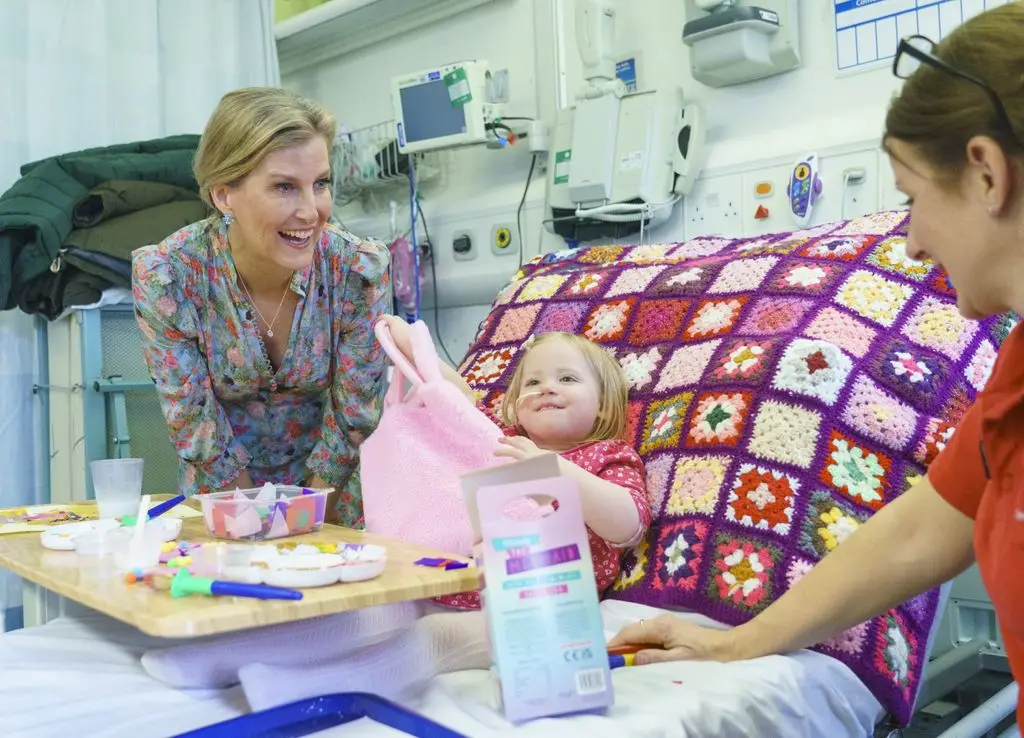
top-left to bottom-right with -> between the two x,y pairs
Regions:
222,211 -> 234,228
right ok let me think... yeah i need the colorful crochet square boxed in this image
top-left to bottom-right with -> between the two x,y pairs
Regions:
460,211 -> 1008,726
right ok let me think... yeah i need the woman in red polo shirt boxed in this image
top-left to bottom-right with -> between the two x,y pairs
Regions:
609,1 -> 1024,724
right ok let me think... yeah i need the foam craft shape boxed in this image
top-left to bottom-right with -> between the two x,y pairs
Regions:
212,506 -> 228,538
233,506 -> 264,538
268,509 -> 290,538
286,497 -> 316,532
360,319 -> 508,556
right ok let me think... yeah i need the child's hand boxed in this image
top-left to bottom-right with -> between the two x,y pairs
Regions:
494,435 -> 550,461
471,542 -> 485,589
379,314 -> 414,362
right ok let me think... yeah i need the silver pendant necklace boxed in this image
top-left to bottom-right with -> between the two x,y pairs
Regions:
237,276 -> 289,338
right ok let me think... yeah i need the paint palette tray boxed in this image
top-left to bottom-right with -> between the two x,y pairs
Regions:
197,484 -> 331,541
40,517 -> 182,551
189,542 -> 388,588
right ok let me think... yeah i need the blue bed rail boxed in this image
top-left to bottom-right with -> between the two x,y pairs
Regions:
172,692 -> 469,738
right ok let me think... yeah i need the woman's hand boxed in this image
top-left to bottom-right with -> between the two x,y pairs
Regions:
494,435 -> 551,462
379,314 -> 414,363
218,469 -> 256,494
607,614 -> 738,666
306,473 -> 331,490
379,314 -> 480,401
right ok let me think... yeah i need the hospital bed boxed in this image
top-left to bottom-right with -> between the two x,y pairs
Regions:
2,210 -> 1018,738
5,586 -> 1017,737
0,601 -> 886,738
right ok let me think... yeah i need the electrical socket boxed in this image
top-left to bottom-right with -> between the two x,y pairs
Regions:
490,222 -> 518,257
827,150 -> 879,222
452,229 -> 476,262
683,174 -> 743,239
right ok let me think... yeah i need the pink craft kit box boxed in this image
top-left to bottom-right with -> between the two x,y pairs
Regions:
460,454 -> 614,723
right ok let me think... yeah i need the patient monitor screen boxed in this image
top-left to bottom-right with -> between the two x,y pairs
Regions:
399,79 -> 468,143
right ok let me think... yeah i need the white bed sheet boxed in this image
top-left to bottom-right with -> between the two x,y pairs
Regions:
0,600 -> 883,738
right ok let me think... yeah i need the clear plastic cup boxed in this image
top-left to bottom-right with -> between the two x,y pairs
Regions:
190,543 -> 262,583
75,528 -> 131,558
189,542 -> 227,577
75,527 -> 131,580
115,525 -> 166,570
90,458 -> 144,519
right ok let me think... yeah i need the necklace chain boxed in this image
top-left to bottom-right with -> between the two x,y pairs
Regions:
237,275 -> 289,338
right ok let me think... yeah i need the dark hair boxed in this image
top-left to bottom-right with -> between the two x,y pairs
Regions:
883,4 -> 1024,179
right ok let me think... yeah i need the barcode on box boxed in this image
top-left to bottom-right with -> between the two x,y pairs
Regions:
574,668 -> 606,695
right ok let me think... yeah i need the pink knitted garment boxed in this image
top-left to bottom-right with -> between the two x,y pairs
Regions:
361,320 -> 507,556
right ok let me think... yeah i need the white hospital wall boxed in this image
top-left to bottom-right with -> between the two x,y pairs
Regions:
560,0 -> 1008,241
283,0 -> 555,360
279,0 -> 992,361
558,0 -> 908,244
561,2 -> 905,166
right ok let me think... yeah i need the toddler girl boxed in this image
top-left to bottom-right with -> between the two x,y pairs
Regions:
139,321 -> 650,711
399,321 -> 652,610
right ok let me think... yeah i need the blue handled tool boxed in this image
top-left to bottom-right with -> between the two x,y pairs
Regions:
609,653 -> 638,669
147,495 -> 186,519
169,568 -> 303,601
120,494 -> 186,526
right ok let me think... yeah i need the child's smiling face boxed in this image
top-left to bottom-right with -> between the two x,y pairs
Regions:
515,338 -> 602,451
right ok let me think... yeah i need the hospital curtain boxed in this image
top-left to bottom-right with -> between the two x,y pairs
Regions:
0,0 -> 280,630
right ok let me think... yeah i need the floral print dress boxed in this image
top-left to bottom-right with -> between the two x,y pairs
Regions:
132,218 -> 390,527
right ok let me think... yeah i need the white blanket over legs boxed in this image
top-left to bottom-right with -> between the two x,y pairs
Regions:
0,601 -> 884,738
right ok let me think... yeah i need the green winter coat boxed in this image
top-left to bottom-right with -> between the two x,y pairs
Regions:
0,134 -> 200,310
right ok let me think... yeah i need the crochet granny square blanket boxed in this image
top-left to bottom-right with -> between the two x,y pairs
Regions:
458,210 -> 1016,726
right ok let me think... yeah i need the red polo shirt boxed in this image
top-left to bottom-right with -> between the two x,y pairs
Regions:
928,322 -> 1024,725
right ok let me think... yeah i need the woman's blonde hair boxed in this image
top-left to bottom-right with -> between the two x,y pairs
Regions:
193,87 -> 337,209
884,3 -> 1024,182
499,332 -> 629,443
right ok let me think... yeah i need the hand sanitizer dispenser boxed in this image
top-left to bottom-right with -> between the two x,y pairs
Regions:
682,0 -> 800,88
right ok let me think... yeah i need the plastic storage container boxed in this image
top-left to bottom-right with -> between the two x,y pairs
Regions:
198,485 -> 331,541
